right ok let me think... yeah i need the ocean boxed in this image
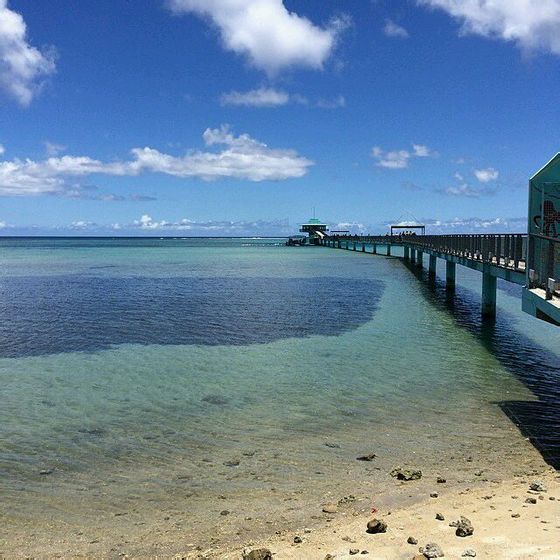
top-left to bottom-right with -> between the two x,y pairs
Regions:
1,237 -> 559,557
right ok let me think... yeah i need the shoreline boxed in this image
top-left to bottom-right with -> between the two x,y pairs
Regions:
224,469 -> 560,560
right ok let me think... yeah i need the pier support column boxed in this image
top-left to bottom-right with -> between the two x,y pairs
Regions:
410,249 -> 416,264
416,251 -> 423,268
353,243 -> 356,251
346,241 -> 349,250
387,244 -> 391,256
403,246 -> 410,261
429,255 -> 437,278
338,240 -> 341,249
482,271 -> 497,318
446,261 -> 456,290
362,243 -> 365,252
373,244 -> 377,254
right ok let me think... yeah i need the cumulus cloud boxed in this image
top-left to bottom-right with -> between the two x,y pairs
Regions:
383,19 -> 409,38
167,0 -> 348,74
220,87 -> 291,107
0,126 -> 313,196
418,0 -> 560,56
0,143 -> 5,155
372,143 -> 436,169
0,0 -> 56,105
474,167 -> 499,182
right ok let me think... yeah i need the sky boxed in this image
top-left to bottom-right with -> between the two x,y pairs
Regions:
1,0 -> 560,236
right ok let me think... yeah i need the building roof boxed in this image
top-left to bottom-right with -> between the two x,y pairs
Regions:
530,153 -> 560,181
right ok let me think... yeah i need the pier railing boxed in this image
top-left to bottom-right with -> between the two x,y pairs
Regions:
328,233 -> 527,272
527,234 -> 560,297
404,234 -> 527,272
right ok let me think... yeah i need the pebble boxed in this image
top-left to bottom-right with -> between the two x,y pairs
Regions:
430,492 -> 439,498
323,503 -> 338,514
324,555 -> 336,560
390,467 -> 422,481
366,518 -> 387,534
422,542 -> 445,558
455,516 -> 474,537
325,442 -> 340,449
435,513 -> 445,521
530,481 -> 547,492
39,469 -> 53,475
293,536 -> 303,544
511,513 -> 520,518
407,536 -> 418,545
436,477 -> 447,484
462,550 -> 477,557
525,497 -> 537,504
356,453 -> 377,461
220,510 -> 230,516
223,460 -> 240,467
349,549 -> 360,555
242,548 -> 272,560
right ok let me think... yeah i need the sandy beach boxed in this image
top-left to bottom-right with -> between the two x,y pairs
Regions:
229,470 -> 560,560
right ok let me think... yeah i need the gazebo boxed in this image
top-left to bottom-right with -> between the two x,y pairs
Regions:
390,224 -> 425,236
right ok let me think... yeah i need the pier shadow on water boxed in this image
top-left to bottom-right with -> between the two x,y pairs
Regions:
402,260 -> 560,469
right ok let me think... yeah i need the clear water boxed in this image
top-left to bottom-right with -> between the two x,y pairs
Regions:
1,238 -> 559,557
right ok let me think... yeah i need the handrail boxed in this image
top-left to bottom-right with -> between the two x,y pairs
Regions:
325,233 -> 528,273
527,233 -> 559,296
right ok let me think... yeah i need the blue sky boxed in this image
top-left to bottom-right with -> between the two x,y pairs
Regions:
1,0 -> 559,235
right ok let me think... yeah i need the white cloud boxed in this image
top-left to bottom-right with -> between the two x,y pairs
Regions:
70,220 -> 95,229
0,127 -> 313,196
167,0 -> 348,74
220,87 -> 291,107
412,144 -> 435,157
372,143 -> 435,169
332,221 -> 366,233
383,19 -> 409,38
0,219 -> 6,228
0,0 -> 56,105
44,141 -> 66,156
423,216 -> 526,233
418,0 -> 560,56
444,183 -> 482,197
219,88 -> 346,109
372,147 -> 410,169
474,167 -> 499,183
454,171 -> 464,181
0,143 -> 5,155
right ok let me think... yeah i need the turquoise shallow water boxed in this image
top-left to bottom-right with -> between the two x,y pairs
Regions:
1,237 -> 559,557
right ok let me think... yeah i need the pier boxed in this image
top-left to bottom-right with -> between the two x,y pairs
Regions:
307,155 -> 560,325
319,232 -> 559,324
320,233 -> 527,319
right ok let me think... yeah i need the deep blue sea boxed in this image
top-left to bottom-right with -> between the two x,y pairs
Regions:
1,237 -> 559,557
